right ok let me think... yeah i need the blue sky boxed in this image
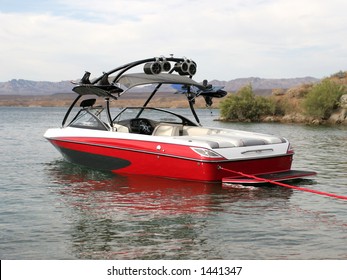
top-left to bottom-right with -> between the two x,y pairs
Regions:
0,0 -> 346,82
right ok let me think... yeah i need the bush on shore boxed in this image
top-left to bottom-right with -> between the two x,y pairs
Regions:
220,84 -> 275,121
302,79 -> 346,119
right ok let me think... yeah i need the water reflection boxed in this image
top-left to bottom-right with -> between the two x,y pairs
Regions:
46,160 -> 294,259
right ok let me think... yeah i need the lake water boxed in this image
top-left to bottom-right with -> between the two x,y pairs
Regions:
0,107 -> 346,259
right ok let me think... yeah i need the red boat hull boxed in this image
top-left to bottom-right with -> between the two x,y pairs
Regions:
49,137 -> 294,182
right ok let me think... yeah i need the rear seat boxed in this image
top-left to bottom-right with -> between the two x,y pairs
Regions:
152,125 -> 280,148
182,126 -> 210,136
181,125 -> 272,148
152,123 -> 183,136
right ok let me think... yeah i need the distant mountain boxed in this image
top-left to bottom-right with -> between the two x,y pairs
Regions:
0,79 -> 73,95
0,77 -> 319,95
209,77 -> 319,92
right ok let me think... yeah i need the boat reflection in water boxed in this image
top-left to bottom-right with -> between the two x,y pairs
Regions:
46,160 -> 294,259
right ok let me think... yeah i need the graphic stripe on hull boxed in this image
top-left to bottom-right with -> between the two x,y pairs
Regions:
56,146 -> 131,171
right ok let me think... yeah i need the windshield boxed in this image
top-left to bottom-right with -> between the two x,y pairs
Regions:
69,108 -> 109,130
113,107 -> 197,126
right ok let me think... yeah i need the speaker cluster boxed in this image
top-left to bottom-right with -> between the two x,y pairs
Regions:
143,57 -> 197,76
174,59 -> 197,76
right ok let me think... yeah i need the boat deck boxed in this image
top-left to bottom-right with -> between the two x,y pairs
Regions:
114,122 -> 286,149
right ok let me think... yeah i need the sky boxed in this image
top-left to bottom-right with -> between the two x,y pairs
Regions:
0,0 -> 346,82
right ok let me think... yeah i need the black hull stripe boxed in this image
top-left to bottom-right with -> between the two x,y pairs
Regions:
58,146 -> 131,171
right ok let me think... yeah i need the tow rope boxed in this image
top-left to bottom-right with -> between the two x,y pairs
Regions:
219,166 -> 347,201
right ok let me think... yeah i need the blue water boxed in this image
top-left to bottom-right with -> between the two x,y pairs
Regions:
0,107 -> 346,259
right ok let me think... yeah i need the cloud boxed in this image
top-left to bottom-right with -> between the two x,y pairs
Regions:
1,0 -> 347,81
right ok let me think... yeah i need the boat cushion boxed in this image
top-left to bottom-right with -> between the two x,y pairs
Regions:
182,126 -> 210,136
113,124 -> 129,133
152,123 -> 183,136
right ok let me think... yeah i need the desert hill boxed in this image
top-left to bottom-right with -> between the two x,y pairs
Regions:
0,79 -> 72,95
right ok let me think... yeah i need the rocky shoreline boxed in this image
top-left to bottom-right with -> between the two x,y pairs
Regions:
261,110 -> 347,125
265,94 -> 347,125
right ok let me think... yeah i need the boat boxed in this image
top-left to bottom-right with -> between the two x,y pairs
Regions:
44,56 -> 316,183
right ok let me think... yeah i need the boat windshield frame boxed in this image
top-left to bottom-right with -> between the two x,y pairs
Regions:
112,107 -> 198,126
68,107 -> 110,131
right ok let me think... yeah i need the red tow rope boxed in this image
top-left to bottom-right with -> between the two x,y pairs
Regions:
219,166 -> 347,201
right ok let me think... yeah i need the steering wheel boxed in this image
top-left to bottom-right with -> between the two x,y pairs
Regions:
138,119 -> 153,135
130,118 -> 154,135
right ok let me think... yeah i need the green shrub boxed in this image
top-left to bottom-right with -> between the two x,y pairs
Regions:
303,79 -> 346,119
219,85 -> 275,121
